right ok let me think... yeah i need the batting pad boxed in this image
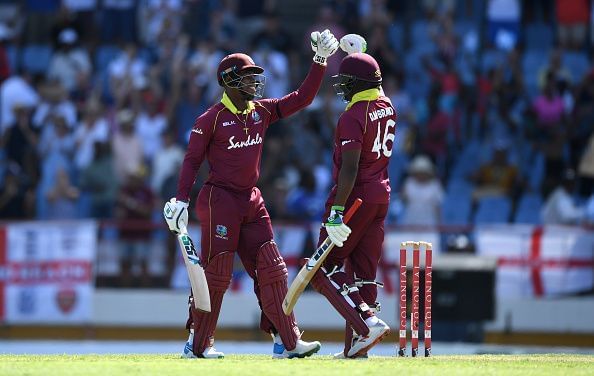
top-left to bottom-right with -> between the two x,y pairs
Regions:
257,241 -> 300,351
310,264 -> 370,336
191,251 -> 233,355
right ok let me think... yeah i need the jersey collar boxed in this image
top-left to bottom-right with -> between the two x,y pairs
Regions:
346,88 -> 381,110
221,92 -> 255,114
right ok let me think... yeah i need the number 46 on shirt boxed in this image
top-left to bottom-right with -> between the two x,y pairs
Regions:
371,119 -> 395,159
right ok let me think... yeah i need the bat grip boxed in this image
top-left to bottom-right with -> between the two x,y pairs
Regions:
343,198 -> 362,223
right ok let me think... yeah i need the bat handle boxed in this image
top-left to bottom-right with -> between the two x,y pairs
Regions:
343,198 -> 363,223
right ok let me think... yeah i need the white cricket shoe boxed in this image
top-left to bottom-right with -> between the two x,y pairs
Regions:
346,319 -> 390,358
276,339 -> 321,359
181,330 -> 224,359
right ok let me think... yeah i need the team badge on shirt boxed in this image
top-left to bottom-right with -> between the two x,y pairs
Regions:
252,111 -> 261,124
215,225 -> 228,240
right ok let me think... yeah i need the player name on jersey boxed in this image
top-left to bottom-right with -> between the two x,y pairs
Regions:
368,107 -> 394,121
227,133 -> 263,150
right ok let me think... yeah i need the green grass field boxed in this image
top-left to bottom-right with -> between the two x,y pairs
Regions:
1,354 -> 593,376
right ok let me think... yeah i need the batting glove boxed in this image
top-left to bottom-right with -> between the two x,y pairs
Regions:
163,197 -> 189,234
311,29 -> 339,65
340,34 -> 367,54
324,205 -> 352,247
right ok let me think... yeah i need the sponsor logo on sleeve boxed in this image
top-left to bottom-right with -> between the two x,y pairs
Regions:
191,128 -> 204,135
215,225 -> 228,240
341,139 -> 354,146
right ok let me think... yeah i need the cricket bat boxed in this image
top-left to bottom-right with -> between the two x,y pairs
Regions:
283,198 -> 363,315
177,225 -> 211,313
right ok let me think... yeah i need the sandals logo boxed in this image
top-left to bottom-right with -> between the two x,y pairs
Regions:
227,133 -> 263,150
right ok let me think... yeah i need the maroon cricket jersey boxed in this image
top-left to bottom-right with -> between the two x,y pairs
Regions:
331,89 -> 396,204
176,63 -> 326,201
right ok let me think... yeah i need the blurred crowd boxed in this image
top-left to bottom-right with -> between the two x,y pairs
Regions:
1,0 -> 594,233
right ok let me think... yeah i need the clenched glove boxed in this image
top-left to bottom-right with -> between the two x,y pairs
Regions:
163,198 -> 188,234
339,34 -> 367,54
324,205 -> 352,247
311,29 -> 339,65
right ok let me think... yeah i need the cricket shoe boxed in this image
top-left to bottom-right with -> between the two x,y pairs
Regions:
181,330 -> 224,359
274,339 -> 321,359
347,319 -> 390,358
271,332 -> 321,359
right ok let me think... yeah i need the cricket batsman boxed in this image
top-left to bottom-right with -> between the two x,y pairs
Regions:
309,34 -> 395,358
163,30 -> 339,358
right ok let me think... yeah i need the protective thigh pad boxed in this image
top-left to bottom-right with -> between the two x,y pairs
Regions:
310,265 -> 370,336
191,251 -> 233,354
257,241 -> 299,351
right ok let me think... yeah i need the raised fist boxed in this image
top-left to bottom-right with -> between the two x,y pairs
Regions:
311,29 -> 339,65
340,34 -> 367,54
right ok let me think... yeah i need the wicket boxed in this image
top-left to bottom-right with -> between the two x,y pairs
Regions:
398,241 -> 432,357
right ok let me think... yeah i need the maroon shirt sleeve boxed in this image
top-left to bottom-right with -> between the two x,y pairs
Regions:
337,111 -> 364,152
175,112 -> 215,202
259,62 -> 326,124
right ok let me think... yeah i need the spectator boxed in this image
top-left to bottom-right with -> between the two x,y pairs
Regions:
0,164 -> 34,219
0,74 -> 39,133
79,142 -> 118,219
73,99 -> 109,170
115,166 -> 155,287
112,109 -> 143,182
134,90 -> 167,162
151,130 -> 184,194
470,141 -> 519,199
532,72 -> 567,193
32,81 -> 77,129
555,0 -> 590,50
541,169 -> 584,224
37,114 -> 75,160
139,0 -> 183,46
285,168 -> 326,221
401,155 -> 444,226
171,78 -> 208,145
45,165 -> 79,219
537,49 -> 572,91
47,28 -> 92,94
2,102 -> 39,181
108,43 -> 148,106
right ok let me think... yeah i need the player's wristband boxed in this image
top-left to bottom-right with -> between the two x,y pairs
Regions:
313,54 -> 327,65
331,205 -> 345,212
